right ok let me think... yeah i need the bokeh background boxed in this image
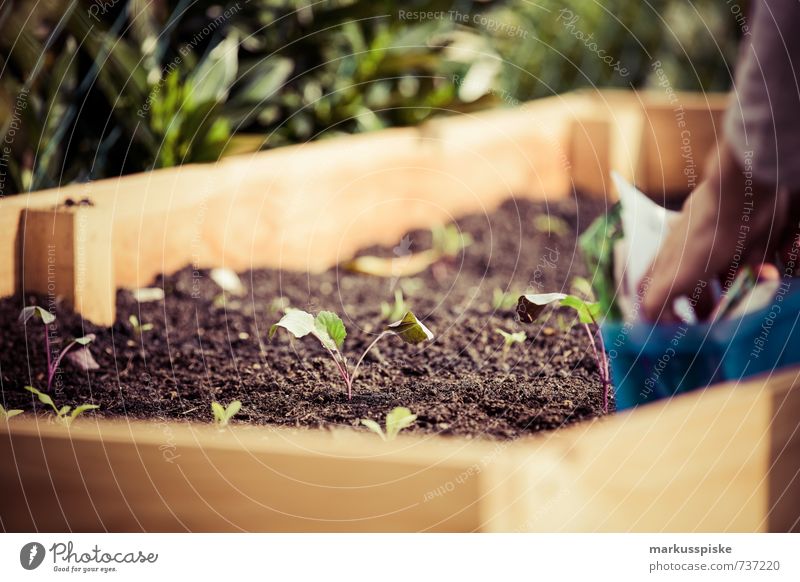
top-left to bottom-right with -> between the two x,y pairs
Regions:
0,0 -> 744,196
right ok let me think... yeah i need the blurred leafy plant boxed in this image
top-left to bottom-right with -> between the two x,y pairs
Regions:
360,406 -> 417,441
0,0 -> 741,196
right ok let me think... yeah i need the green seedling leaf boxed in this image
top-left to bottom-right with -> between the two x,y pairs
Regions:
385,407 -> 417,440
570,276 -> 595,300
315,311 -> 347,350
211,401 -> 225,423
270,309 -> 317,341
70,404 -> 99,419
431,224 -> 472,258
516,293 -> 567,322
560,295 -> 601,324
19,306 -> 56,325
25,385 -> 55,411
533,214 -> 570,236
58,405 -> 71,416
225,400 -> 242,421
359,418 -> 385,440
386,312 -> 434,344
579,203 -> 623,320
0,405 -> 24,421
496,328 -> 527,347
129,315 -> 154,333
74,334 -> 95,346
269,309 -> 347,352
211,400 -> 242,427
492,288 -> 518,310
380,290 -> 408,322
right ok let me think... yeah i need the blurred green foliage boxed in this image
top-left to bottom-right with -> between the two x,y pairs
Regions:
0,0 -> 743,196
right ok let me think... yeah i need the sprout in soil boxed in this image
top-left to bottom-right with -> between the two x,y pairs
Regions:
19,307 -> 95,392
360,406 -> 417,441
0,404 -> 23,421
517,293 -> 611,413
431,224 -> 473,259
129,315 -> 154,337
270,310 -> 434,400
532,214 -> 570,237
211,400 -> 241,428
495,328 -> 526,352
24,386 -> 99,426
380,289 -> 409,322
492,288 -> 519,310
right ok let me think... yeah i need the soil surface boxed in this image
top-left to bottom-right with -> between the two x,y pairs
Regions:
0,195 -> 612,439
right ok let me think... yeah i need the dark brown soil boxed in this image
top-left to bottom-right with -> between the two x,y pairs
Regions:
0,195 -> 612,439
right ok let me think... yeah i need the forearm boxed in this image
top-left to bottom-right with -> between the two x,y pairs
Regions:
724,0 -> 800,191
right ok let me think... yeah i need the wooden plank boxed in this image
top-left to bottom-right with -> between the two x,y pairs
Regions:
0,419 -> 494,532
21,206 -> 115,326
1,367 -> 796,532
568,116 -> 611,198
485,367 -> 799,532
571,90 -> 729,202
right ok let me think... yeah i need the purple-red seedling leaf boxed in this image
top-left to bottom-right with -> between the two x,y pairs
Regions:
516,293 -> 567,323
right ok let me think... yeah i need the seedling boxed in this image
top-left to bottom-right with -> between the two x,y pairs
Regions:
533,214 -> 570,237
211,400 -> 242,428
270,310 -> 434,400
518,293 -> 611,413
19,307 -> 95,392
495,328 -> 527,351
24,386 -> 99,426
0,404 -> 23,421
129,315 -> 154,337
492,288 -> 519,310
380,290 -> 409,322
431,224 -> 473,259
360,406 -> 417,441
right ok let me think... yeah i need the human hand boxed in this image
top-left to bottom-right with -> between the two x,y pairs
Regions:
640,140 -> 793,322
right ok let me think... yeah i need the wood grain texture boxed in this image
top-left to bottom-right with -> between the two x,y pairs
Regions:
21,207 -> 115,326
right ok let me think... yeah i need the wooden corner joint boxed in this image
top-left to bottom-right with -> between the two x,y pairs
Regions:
21,205 -> 115,327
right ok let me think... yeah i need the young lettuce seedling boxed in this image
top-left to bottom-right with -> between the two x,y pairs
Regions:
532,214 -> 570,237
19,307 -> 95,392
24,386 -> 99,426
360,406 -> 417,441
0,404 -> 23,421
129,315 -> 154,337
211,400 -> 241,428
431,224 -> 473,259
495,328 -> 527,351
270,310 -> 434,400
517,293 -> 611,413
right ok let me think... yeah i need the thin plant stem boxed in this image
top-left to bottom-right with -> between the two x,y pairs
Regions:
48,340 -> 78,392
582,322 -> 610,414
352,331 -> 390,383
44,323 -> 52,389
325,347 -> 351,398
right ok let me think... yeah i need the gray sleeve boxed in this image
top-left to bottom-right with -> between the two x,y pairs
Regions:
724,0 -> 800,189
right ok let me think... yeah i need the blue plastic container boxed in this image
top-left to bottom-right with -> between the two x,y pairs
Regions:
601,278 -> 800,410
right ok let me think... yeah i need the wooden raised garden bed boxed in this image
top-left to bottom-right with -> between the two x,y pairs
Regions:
1,90 -> 798,532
